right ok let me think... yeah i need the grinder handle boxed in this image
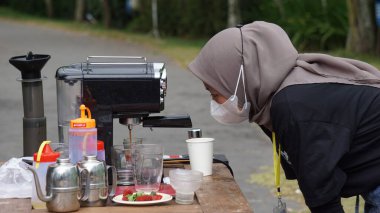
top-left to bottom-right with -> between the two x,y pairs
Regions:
142,115 -> 192,128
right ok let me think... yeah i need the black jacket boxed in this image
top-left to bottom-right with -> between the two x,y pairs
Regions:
269,83 -> 380,212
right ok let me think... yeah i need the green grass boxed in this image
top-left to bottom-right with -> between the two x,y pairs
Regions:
249,166 -> 365,213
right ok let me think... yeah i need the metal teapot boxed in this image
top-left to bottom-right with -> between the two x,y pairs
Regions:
77,155 -> 116,207
27,158 -> 90,212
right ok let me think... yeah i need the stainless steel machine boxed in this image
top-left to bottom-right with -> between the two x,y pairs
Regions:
55,56 -> 192,165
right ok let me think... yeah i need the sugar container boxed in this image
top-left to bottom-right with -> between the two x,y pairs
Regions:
31,141 -> 60,209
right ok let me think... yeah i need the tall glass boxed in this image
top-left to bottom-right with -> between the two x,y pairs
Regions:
133,144 -> 164,192
112,138 -> 142,185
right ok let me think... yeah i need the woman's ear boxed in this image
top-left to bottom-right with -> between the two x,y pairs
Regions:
204,83 -> 227,104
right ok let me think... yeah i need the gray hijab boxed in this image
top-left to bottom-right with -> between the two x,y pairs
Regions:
188,21 -> 380,130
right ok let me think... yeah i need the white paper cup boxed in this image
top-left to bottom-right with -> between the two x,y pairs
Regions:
186,137 -> 214,176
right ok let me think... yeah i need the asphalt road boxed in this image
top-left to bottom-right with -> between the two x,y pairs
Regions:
0,20 -> 301,212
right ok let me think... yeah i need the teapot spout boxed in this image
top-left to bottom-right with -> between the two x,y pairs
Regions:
27,166 -> 53,202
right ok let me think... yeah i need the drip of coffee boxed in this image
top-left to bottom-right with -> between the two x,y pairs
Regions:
128,125 -> 133,148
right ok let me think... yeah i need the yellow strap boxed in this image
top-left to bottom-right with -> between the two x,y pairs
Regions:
272,132 -> 281,198
35,140 -> 51,169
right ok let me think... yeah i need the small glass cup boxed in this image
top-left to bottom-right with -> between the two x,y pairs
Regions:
133,144 -> 164,192
112,138 -> 143,186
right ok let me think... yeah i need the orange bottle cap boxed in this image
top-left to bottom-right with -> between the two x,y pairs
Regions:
70,104 -> 96,128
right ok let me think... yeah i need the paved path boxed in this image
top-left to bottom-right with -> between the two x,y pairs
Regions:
0,20 -> 300,212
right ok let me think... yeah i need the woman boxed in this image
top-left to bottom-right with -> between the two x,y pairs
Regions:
188,21 -> 380,213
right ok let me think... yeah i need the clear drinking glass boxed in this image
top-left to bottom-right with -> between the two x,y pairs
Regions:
112,138 -> 143,185
49,142 -> 69,159
133,144 -> 164,192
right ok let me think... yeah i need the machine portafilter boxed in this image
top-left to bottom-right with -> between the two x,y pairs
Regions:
9,51 -> 50,156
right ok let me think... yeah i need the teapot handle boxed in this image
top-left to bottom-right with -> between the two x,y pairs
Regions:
79,168 -> 91,201
106,165 -> 117,196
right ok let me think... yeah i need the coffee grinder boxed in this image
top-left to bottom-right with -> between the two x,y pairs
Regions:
9,52 -> 50,156
55,56 -> 192,165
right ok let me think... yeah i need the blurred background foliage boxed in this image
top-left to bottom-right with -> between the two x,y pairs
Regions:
0,0 -> 349,51
0,0 -> 378,54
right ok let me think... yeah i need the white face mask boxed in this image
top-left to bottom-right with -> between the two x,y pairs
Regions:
210,64 -> 251,125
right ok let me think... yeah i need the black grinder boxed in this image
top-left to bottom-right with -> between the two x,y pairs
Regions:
9,52 -> 50,156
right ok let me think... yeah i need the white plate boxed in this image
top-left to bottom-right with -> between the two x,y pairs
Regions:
112,193 -> 173,205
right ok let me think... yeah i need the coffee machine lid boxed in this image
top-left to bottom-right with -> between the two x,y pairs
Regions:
56,63 -> 157,79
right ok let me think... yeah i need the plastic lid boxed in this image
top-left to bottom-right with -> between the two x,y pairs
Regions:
169,169 -> 203,181
33,141 -> 60,163
97,140 -> 104,151
70,104 -> 96,128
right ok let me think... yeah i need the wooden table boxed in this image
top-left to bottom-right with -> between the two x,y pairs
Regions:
0,163 -> 253,213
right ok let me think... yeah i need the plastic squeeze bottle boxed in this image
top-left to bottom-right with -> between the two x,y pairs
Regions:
31,140 -> 60,209
68,104 -> 97,164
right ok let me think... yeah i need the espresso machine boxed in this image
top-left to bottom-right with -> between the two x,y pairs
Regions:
56,56 -> 192,165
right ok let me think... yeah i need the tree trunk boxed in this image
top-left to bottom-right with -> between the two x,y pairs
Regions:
346,0 -> 376,53
375,0 -> 380,55
273,0 -> 285,18
377,27 -> 380,55
103,0 -> 111,28
227,0 -> 241,27
75,0 -> 85,22
152,0 -> 160,38
44,0 -> 53,18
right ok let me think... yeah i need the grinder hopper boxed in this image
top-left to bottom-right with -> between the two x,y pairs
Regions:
9,51 -> 50,156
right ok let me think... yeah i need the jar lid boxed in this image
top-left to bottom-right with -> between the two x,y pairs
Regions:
97,140 -> 104,151
33,141 -> 60,163
70,104 -> 96,128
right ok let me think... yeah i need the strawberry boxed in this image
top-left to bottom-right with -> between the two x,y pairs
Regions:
123,189 -> 134,197
136,195 -> 153,201
152,195 -> 163,200
122,189 -> 134,201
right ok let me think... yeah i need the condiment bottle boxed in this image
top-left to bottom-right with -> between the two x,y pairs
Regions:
97,140 -> 105,161
31,140 -> 60,209
68,104 -> 97,164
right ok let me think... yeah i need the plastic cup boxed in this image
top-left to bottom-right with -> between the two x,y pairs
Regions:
133,144 -> 163,192
169,169 -> 203,204
186,138 -> 214,176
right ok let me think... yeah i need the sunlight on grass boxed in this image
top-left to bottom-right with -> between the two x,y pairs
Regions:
249,166 -> 365,213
